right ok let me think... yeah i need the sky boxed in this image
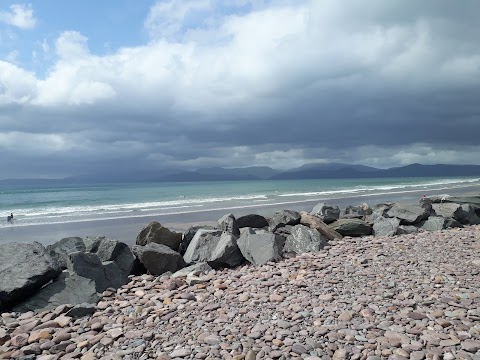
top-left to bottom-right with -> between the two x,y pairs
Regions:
1,1 -> 480,179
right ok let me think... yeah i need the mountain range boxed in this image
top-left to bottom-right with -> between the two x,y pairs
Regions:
2,163 -> 480,184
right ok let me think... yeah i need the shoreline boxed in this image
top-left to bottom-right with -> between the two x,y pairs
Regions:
1,184 -> 479,245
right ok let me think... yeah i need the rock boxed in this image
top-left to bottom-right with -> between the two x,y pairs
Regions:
65,303 -> 96,318
236,214 -> 269,229
237,228 -> 283,265
300,212 -> 343,240
461,340 -> 480,353
46,237 -> 87,269
310,203 -> 340,224
432,203 -> 464,219
365,203 -> 394,223
183,230 -> 244,268
171,262 -> 213,278
416,216 -> 449,232
396,225 -> 419,235
136,221 -> 182,251
179,225 -> 214,255
386,203 -> 432,224
373,217 -> 400,237
284,225 -> 327,254
87,238 -> 135,275
459,204 -> 480,224
0,242 -> 61,309
270,210 -> 301,231
329,219 -> 372,237
217,214 -> 240,237
131,242 -> 185,275
13,271 -> 98,313
67,252 -> 128,292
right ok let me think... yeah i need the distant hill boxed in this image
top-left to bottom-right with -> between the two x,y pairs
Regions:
2,163 -> 480,184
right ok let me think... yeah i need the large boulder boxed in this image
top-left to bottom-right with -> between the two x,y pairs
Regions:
396,225 -> 419,235
373,217 -> 401,237
344,203 -> 372,217
217,214 -> 240,237
284,225 -> 327,254
67,252 -> 128,292
136,221 -> 182,251
300,212 -> 342,240
310,203 -> 340,224
366,203 -> 394,224
386,203 -> 432,224
236,214 -> 269,229
237,229 -> 283,266
329,219 -> 372,237
87,237 -> 135,275
0,242 -> 61,309
183,229 -> 244,268
131,243 -> 185,276
179,225 -> 214,255
13,271 -> 98,313
416,216 -> 449,232
46,237 -> 87,269
270,210 -> 301,231
459,204 -> 480,225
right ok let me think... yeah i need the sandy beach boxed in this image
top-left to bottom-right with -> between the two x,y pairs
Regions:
1,185 -> 480,246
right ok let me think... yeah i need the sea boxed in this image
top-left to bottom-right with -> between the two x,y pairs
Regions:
2,176 -> 480,229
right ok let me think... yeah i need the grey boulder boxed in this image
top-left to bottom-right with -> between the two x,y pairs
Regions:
284,225 -> 327,254
386,203 -> 432,224
270,210 -> 301,231
13,271 -> 98,313
131,243 -> 185,276
0,242 -> 61,309
183,229 -> 244,268
179,225 -> 215,255
217,214 -> 240,237
236,214 -> 269,229
237,229 -> 284,266
396,225 -> 419,235
365,203 -> 394,224
373,217 -> 401,237
344,203 -> 372,216
46,237 -> 87,269
329,219 -> 372,237
417,216 -> 462,232
299,212 -> 342,240
310,203 -> 340,224
87,237 -> 135,275
171,262 -> 213,278
136,221 -> 182,251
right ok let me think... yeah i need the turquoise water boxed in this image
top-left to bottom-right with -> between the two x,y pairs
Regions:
1,177 -> 479,227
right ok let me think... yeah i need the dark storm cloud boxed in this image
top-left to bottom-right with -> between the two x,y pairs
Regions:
1,0 -> 480,178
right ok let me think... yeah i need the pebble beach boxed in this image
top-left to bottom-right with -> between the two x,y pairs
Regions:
1,225 -> 479,360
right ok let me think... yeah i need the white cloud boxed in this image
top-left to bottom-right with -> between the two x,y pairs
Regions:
0,3 -> 36,29
5,50 -> 19,63
41,38 -> 49,53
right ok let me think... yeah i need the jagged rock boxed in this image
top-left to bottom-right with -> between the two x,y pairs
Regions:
417,216 -> 449,232
299,212 -> 342,240
131,243 -> 185,276
183,229 -> 244,268
284,225 -> 327,254
373,217 -> 401,237
136,221 -> 182,251
13,271 -> 98,313
459,204 -> 480,224
171,263 -> 213,278
67,252 -> 128,292
274,225 -> 293,238
236,214 -> 269,229
87,237 -> 135,275
365,203 -> 394,224
396,225 -> 419,235
386,203 -> 432,224
270,210 -> 301,231
179,225 -> 214,255
46,237 -> 87,269
344,203 -> 373,217
310,203 -> 341,224
329,219 -> 372,237
444,217 -> 463,228
217,214 -> 240,237
0,242 -> 62,309
237,228 -> 283,266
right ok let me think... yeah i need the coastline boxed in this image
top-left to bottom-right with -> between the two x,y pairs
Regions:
2,184 -> 480,246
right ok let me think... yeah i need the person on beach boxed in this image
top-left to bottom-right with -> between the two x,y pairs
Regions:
7,213 -> 13,222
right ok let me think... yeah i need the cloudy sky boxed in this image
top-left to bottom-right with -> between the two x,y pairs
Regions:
1,1 -> 480,179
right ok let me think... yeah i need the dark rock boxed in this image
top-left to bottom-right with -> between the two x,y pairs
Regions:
270,210 -> 301,231
13,271 -> 98,313
87,237 -> 135,275
459,204 -> 480,224
284,225 -> 327,254
237,228 -> 283,266
217,214 -> 240,237
373,217 -> 400,237
396,225 -> 419,235
183,229 -> 244,268
299,212 -> 342,240
179,225 -> 214,255
416,216 -> 450,232
328,219 -> 372,237
46,237 -> 86,269
432,202 -> 475,224
365,203 -> 394,224
131,243 -> 185,275
444,217 -> 463,228
344,203 -> 373,216
386,203 -> 432,224
236,214 -> 269,229
0,242 -> 61,309
274,225 -> 293,238
310,203 -> 340,224
136,221 -> 182,251
65,303 -> 96,318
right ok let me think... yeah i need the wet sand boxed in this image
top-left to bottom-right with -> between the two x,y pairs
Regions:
1,185 -> 479,246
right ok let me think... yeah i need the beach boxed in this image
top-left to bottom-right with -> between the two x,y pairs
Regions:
2,183 -> 480,245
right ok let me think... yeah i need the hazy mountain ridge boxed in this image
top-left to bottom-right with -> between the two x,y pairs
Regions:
2,163 -> 480,184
